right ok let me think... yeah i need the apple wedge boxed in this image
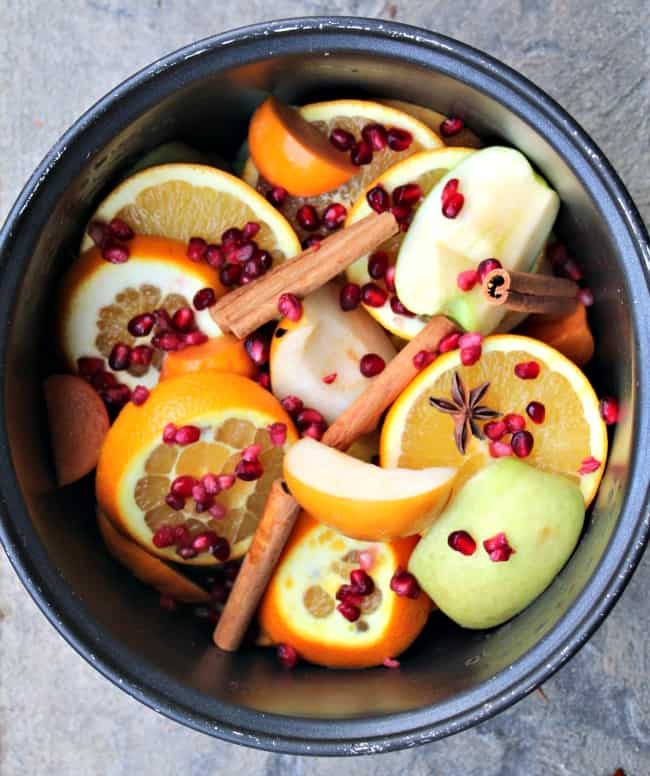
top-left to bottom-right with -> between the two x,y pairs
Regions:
284,437 -> 457,540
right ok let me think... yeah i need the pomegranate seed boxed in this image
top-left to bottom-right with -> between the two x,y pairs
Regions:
390,204 -> 412,225
173,525 -> 191,546
108,217 -> 134,241
340,282 -> 361,311
366,184 -> 390,214
322,202 -> 347,230
360,353 -> 386,377
358,550 -> 375,571
336,585 -> 364,607
390,568 -> 420,598
235,458 -> 263,481
330,127 -> 355,151
511,430 -> 534,458
361,282 -> 388,307
322,372 -> 337,384
172,307 -> 195,332
457,269 -> 479,291
191,481 -> 210,505
413,350 -> 436,370
302,422 -> 326,440
361,122 -> 388,150
212,537 -> 230,562
484,420 -> 507,440
368,251 -> 389,280
441,177 -> 458,200
127,313 -> 155,337
221,227 -> 243,248
152,525 -> 175,548
108,342 -> 131,371
217,474 -> 236,491
278,293 -> 303,322
600,396 -> 619,425
193,287 -> 216,310
174,425 -> 201,445
442,192 -> 465,218
514,360 -> 540,379
242,221 -> 260,240
159,594 -> 178,611
170,476 -> 196,498
245,333 -> 270,365
187,237 -> 207,261
101,384 -> 132,407
351,139 -> 373,166
268,422 -> 287,446
483,532 -> 515,562
577,287 -> 594,307
257,249 -> 273,271
296,407 -> 325,429
192,531 -> 219,553
177,546 -> 198,560
390,296 -> 415,316
296,205 -> 320,231
209,503 -> 227,519
153,308 -> 173,333
102,241 -> 130,263
393,182 -> 422,206
241,444 -> 262,462
384,265 -> 396,293
387,127 -> 413,151
504,413 -> 526,433
91,371 -> 117,390
165,492 -> 185,511
350,568 -> 374,595
383,657 -> 401,669
460,345 -> 482,366
439,331 -> 461,352
152,331 -> 182,352
489,440 -> 513,458
233,242 -> 254,264
579,456 -> 601,475
337,601 -> 361,621
201,473 -> 220,496
266,186 -> 287,208
477,258 -> 502,283
557,257 -> 583,282
131,385 -> 149,405
440,116 -> 465,137
184,331 -> 208,347
219,263 -> 242,287
162,423 -> 177,444
301,234 -> 323,250
458,333 -> 483,350
204,244 -> 224,268
526,401 -> 546,424
87,220 -> 109,247
281,395 -> 304,416
276,643 -> 299,669
77,356 -> 105,378
448,530 -> 477,555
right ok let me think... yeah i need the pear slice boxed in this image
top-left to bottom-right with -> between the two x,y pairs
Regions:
395,146 -> 560,334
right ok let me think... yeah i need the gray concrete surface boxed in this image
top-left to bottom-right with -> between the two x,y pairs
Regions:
0,1 -> 649,774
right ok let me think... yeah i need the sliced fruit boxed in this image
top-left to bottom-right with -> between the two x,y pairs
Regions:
248,97 -> 358,196
79,163 -> 300,262
258,511 -> 433,668
269,282 -> 397,424
97,509 -> 210,603
160,335 -> 256,381
380,334 -> 607,505
58,235 -> 224,390
96,372 -> 297,565
409,458 -> 585,629
284,438 -> 456,540
242,99 -> 442,240
44,374 -> 110,486
379,99 -> 482,149
345,147 -> 476,339
516,302 -> 594,367
395,147 -> 560,334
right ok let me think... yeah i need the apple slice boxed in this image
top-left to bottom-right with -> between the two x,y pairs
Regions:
395,146 -> 560,334
270,282 -> 396,424
284,437 -> 457,540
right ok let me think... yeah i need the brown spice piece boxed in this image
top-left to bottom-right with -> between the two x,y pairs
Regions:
516,302 -> 594,367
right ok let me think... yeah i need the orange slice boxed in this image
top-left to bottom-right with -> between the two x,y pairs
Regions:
381,334 -> 607,505
96,372 -> 297,565
160,335 -> 256,381
379,99 -> 483,149
258,512 -> 433,668
284,438 -> 456,540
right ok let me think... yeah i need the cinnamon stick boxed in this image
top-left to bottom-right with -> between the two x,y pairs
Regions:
482,268 -> 579,316
213,315 -> 459,652
211,211 -> 398,339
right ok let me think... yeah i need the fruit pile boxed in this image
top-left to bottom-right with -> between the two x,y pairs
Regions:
44,94 -> 616,671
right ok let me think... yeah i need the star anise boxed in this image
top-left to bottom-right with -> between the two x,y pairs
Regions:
429,371 -> 501,454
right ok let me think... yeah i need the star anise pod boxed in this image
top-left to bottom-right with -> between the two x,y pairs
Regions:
429,371 -> 501,454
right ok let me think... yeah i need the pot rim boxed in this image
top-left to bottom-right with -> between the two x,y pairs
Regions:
1,16 -> 649,756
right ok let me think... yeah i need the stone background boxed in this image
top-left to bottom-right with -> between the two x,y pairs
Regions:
0,1 -> 648,774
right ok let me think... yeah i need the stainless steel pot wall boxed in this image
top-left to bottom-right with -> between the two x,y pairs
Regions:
0,17 -> 649,756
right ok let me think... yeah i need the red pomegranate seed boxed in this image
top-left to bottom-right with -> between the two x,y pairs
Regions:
360,353 -> 386,377
322,202 -> 347,230
154,308 -> 173,333
441,177 -> 458,200
350,568 -> 374,595
127,313 -> 155,337
257,249 -> 273,271
184,331 -> 208,347
152,331 -> 182,352
77,356 -> 105,378
366,184 -> 390,214
175,425 -> 201,445
301,234 -> 323,250
108,217 -> 134,241
383,657 -> 401,669
340,282 -> 361,311
361,282 -> 388,307
337,601 -> 361,622
231,243 -> 253,264
302,421 -> 326,440
131,385 -> 149,406
242,221 -> 261,240
511,430 -> 534,458
387,127 -> 413,151
457,269 -> 479,291
217,474 -> 236,491
177,546 -> 198,560
514,360 -> 540,380
413,350 -> 436,370
172,307 -> 195,332
209,503 -> 227,520
384,265 -> 396,293
91,370 -> 117,390
329,127 -> 355,151
221,227 -> 243,249
393,182 -> 423,206
245,333 -> 270,365
204,244 -> 224,268
390,203 -> 412,225
322,372 -> 337,384
362,122 -> 388,150
438,331 -> 461,353
87,220 -> 109,248
268,422 -> 287,446
390,296 -> 415,316
165,492 -> 185,511
193,287 -> 216,310
577,287 -> 594,307
192,531 -> 219,553
477,258 -> 502,283
276,643 -> 299,669
235,458 -> 263,481
241,444 -> 262,462
440,116 -> 465,137
600,396 -> 619,425
162,423 -> 177,444
442,192 -> 465,218
484,420 -> 507,440
281,395 -> 304,416
390,568 -> 420,598
212,537 -> 230,561
526,401 -> 546,424
219,263 -> 242,287
108,342 -> 131,371
173,525 -> 191,546
483,532 -> 515,562
579,456 -> 601,475
278,293 -> 303,322
266,186 -> 288,208
504,413 -> 526,433
296,205 -> 320,231
459,333 -> 483,350
201,473 -> 220,496
448,530 -> 476,555
187,237 -> 207,261
159,594 -> 178,611
171,475 -> 196,498
489,440 -> 513,458
368,251 -> 389,279
351,139 -> 373,166
460,345 -> 481,366
102,241 -> 130,263
191,482 -> 210,506
296,407 -> 325,429
152,525 -> 175,548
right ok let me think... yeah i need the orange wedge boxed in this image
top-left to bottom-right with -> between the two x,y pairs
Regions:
258,512 -> 433,668
160,335 -> 256,381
